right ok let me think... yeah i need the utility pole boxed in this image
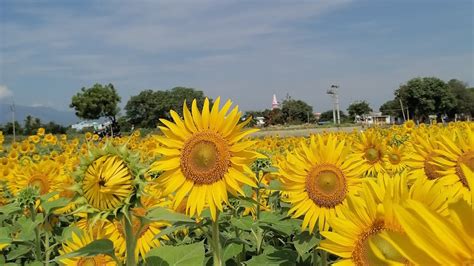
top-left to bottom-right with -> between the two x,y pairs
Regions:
10,102 -> 16,142
398,98 -> 406,121
327,85 -> 341,125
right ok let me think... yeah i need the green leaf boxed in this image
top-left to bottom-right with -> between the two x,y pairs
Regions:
16,216 -> 42,241
145,241 -> 205,266
7,245 -> 32,261
26,260 -> 43,266
245,247 -> 298,266
223,243 -> 242,262
0,202 -> 21,216
41,197 -> 70,215
293,231 -> 320,257
153,223 -> 188,239
238,197 -> 258,209
146,207 -> 195,223
261,166 -> 279,173
267,179 -> 282,190
230,216 -> 255,231
54,239 -> 117,262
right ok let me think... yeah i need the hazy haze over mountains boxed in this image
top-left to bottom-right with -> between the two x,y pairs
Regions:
0,103 -> 77,126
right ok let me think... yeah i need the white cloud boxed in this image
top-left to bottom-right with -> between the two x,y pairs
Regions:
0,85 -> 13,99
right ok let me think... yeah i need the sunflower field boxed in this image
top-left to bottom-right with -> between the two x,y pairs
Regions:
0,98 -> 472,266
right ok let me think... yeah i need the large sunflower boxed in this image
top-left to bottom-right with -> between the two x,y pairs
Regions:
149,98 -> 259,221
406,131 -> 446,182
381,196 -> 473,264
432,127 -> 473,202
320,170 -> 452,265
74,143 -> 142,216
319,179 -> 407,265
279,134 -> 363,232
8,159 -> 65,196
82,155 -> 133,211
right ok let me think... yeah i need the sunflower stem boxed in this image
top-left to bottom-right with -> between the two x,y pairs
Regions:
124,215 -> 137,266
320,249 -> 328,266
312,247 -> 318,266
211,216 -> 222,266
44,232 -> 50,266
29,205 -> 42,263
255,171 -> 261,220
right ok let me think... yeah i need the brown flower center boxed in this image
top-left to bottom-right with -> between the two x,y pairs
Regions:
181,131 -> 230,185
352,220 -> 406,266
77,255 -> 108,266
423,155 -> 443,180
456,151 -> 474,188
305,164 -> 347,208
388,153 -> 401,165
29,174 -> 50,194
365,148 -> 381,164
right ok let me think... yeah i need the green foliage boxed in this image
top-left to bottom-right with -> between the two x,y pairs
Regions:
124,87 -> 209,128
145,241 -> 205,266
319,110 -> 348,123
264,108 -> 286,126
23,116 -> 41,135
70,83 -> 121,121
281,99 -> 315,124
395,77 -> 456,121
1,121 -> 22,135
446,79 -> 474,118
379,99 -> 403,118
347,101 -> 372,120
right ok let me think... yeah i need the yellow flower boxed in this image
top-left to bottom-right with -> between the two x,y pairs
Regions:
383,144 -> 409,174
150,97 -> 259,221
85,132 -> 93,141
8,159 -> 65,196
279,134 -> 363,232
348,130 -> 386,176
105,215 -> 168,262
58,230 -> 117,266
82,155 -> 134,211
319,180 -> 407,265
37,127 -> 45,136
381,198 -> 473,265
432,128 -> 473,202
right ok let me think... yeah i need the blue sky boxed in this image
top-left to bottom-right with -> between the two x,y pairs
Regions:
1,0 -> 472,113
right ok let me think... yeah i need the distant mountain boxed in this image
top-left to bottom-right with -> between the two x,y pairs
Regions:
0,103 -> 78,126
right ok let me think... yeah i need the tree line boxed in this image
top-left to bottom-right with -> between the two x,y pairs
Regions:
66,76 -> 472,131
0,116 -> 68,135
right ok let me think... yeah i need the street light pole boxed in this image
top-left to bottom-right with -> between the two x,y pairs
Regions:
10,102 -> 16,142
327,85 -> 341,125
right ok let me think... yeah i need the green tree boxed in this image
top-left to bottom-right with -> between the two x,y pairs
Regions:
166,87 -> 209,118
263,108 -> 286,126
379,100 -> 403,118
124,87 -> 210,128
347,101 -> 372,120
318,110 -> 348,123
70,83 -> 121,123
43,121 -> 67,134
281,99 -> 314,124
396,77 -> 456,121
446,79 -> 474,118
2,121 -> 22,135
125,90 -> 169,128
23,115 -> 42,135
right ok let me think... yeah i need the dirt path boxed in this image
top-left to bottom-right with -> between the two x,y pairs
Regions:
251,126 -> 361,137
